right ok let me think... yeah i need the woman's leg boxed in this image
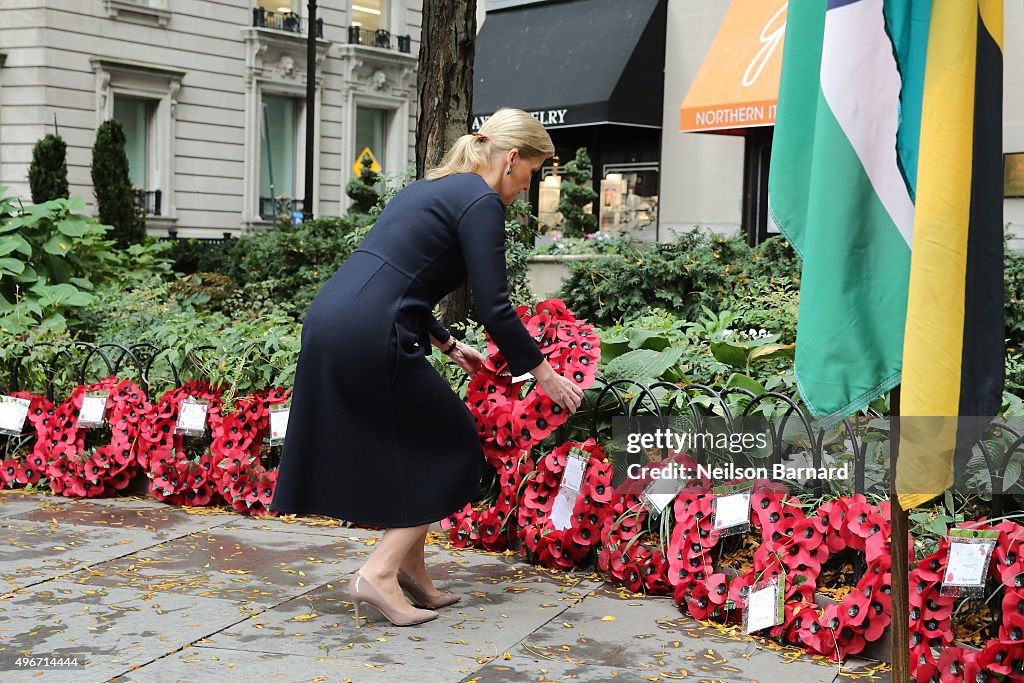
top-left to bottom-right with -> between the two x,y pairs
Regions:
398,526 -> 440,594
358,524 -> 430,607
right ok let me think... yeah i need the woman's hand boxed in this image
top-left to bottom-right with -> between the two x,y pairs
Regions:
449,342 -> 486,377
533,363 -> 584,414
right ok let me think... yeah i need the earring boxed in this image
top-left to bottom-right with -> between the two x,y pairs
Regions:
505,166 -> 512,175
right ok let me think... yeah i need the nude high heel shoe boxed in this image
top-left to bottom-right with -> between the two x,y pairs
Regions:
397,568 -> 461,609
349,572 -> 438,627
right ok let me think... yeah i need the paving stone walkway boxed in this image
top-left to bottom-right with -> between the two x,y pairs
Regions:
0,490 -> 891,682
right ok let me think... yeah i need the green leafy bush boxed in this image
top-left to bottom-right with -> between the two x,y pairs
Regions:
91,120 -> 144,247
28,134 -> 70,204
558,229 -> 801,330
1005,236 -> 1024,352
226,216 -> 370,315
0,193 -> 106,333
166,238 -> 235,276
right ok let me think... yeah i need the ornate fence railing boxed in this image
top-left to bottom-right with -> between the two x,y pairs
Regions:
3,343 -> 1018,514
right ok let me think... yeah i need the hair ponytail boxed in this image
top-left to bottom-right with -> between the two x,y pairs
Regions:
426,108 -> 555,180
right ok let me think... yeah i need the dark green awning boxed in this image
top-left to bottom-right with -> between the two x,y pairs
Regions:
473,0 -> 667,130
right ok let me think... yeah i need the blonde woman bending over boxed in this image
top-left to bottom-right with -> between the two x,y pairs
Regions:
272,109 -> 584,627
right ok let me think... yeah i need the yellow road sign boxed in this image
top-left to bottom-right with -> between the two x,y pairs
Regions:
352,147 -> 381,176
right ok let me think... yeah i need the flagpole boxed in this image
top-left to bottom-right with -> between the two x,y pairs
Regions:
889,385 -> 910,681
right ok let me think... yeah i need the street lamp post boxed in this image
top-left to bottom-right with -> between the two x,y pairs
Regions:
303,0 -> 317,222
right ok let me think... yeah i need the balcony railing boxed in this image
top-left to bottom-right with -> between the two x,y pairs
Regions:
347,26 -> 412,54
252,8 -> 323,38
133,189 -> 162,217
259,196 -> 305,222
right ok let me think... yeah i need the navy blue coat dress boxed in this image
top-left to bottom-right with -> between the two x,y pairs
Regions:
271,173 -> 544,527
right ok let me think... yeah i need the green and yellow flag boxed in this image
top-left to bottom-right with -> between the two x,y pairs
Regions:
769,0 -> 1005,509
897,0 -> 1005,509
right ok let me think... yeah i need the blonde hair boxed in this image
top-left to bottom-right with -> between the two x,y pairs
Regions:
426,108 -> 555,180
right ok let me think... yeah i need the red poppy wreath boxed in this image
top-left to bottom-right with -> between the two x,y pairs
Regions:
516,439 -> 614,570
908,520 -> 1024,682
667,484 -> 894,661
442,299 -> 600,550
136,381 -> 225,507
0,392 -> 57,489
442,446 -> 535,551
598,493 -> 672,594
597,452 -> 704,596
44,377 -> 151,498
792,495 -> 893,659
466,298 -> 600,454
209,388 -> 290,517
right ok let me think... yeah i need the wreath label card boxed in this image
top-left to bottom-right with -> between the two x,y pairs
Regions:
641,469 -> 685,516
269,403 -> 291,446
711,483 -> 752,535
0,395 -> 31,436
745,574 -> 786,634
549,447 -> 589,530
941,528 -> 998,597
76,391 -> 110,429
174,397 -> 210,436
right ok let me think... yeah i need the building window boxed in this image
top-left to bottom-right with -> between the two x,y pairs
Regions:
257,0 -> 298,11
260,94 -> 300,220
352,0 -> 388,32
253,0 -> 320,36
105,0 -> 170,26
355,107 -> 387,174
113,96 -> 163,216
91,58 -> 183,221
113,96 -> 153,189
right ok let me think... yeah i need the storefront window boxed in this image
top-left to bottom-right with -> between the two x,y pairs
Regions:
599,165 -> 659,241
352,0 -> 388,32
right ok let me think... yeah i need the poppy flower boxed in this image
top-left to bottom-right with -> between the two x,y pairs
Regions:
684,582 -> 715,620
1,459 -> 18,485
915,548 -> 947,583
619,561 -> 644,593
643,550 -> 671,594
705,573 -> 730,606
937,647 -> 969,681
1001,610 -> 1024,643
797,614 -> 832,655
962,658 -> 1000,683
977,640 -> 1023,676
17,464 -> 42,485
911,655 -> 940,682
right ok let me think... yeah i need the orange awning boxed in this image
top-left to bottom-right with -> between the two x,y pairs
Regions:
679,0 -> 788,133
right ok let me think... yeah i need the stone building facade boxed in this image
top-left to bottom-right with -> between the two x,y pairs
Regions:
0,0 -> 421,237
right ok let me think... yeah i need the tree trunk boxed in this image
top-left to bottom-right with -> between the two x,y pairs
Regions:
416,0 -> 477,331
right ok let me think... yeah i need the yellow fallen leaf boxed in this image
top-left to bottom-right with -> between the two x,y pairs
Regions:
290,613 -> 318,622
503,652 -> 511,661
601,616 -> 617,622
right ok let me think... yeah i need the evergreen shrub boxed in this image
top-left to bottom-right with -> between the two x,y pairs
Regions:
28,134 -> 70,204
91,119 -> 145,247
